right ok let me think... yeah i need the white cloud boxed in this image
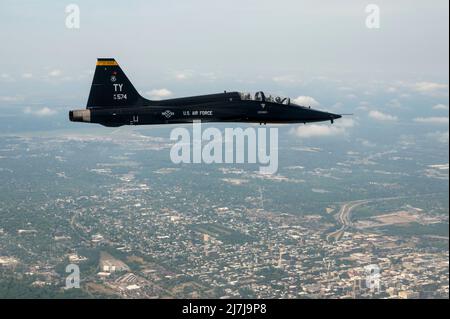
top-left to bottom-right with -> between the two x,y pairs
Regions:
0,96 -> 22,102
358,139 -> 376,147
0,73 -> 14,82
200,72 -> 217,81
290,118 -> 355,138
175,73 -> 187,80
427,131 -> 449,144
414,117 -> 449,125
146,88 -> 172,100
346,94 -> 357,99
292,96 -> 320,107
329,102 -> 344,110
356,105 -> 369,111
368,110 -> 398,122
272,75 -> 301,84
22,73 -> 33,79
174,71 -> 193,80
48,69 -> 62,77
413,82 -> 448,96
386,87 -> 397,93
24,107 -> 57,116
337,86 -> 353,91
432,104 -> 449,111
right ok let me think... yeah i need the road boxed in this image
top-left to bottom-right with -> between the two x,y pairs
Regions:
325,192 -> 447,242
326,200 -> 370,242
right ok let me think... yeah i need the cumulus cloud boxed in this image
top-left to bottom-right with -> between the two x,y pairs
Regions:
433,104 -> 449,111
414,117 -> 449,125
146,88 -> 172,100
292,96 -> 320,107
413,82 -> 448,96
290,118 -> 355,138
24,107 -> 57,116
368,110 -> 398,122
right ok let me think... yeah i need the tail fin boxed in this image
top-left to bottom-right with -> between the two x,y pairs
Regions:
86,58 -> 144,109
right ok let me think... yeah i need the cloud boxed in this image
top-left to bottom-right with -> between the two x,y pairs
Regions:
272,75 -> 301,84
356,105 -> 369,111
427,131 -> 449,144
200,72 -> 217,81
358,138 -> 376,147
414,117 -> 449,125
22,73 -> 33,79
330,102 -> 344,109
368,110 -> 398,122
0,73 -> 14,82
386,99 -> 402,108
290,118 -> 355,138
386,87 -> 397,93
0,96 -> 23,102
292,96 -> 320,107
24,107 -> 57,116
146,88 -> 172,100
48,69 -> 62,77
174,71 -> 194,80
337,86 -> 353,91
175,73 -> 187,80
413,82 -> 448,96
432,104 -> 449,111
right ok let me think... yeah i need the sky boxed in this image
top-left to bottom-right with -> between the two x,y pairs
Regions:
0,0 -> 448,142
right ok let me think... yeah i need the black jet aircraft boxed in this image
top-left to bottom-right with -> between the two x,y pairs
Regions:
69,58 -> 342,127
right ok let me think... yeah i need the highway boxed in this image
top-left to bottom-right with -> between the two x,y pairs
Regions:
326,200 -> 370,242
326,192 -> 448,242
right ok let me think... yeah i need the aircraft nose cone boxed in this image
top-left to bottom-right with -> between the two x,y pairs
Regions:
328,113 -> 341,124
321,111 -> 341,120
322,112 -> 341,124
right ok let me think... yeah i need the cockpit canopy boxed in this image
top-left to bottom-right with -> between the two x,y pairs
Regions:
239,91 -> 291,105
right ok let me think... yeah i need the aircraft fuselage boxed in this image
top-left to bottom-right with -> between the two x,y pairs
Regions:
70,92 -> 341,127
69,59 -> 342,127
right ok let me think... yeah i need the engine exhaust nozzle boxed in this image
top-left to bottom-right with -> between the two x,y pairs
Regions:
69,109 -> 91,123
